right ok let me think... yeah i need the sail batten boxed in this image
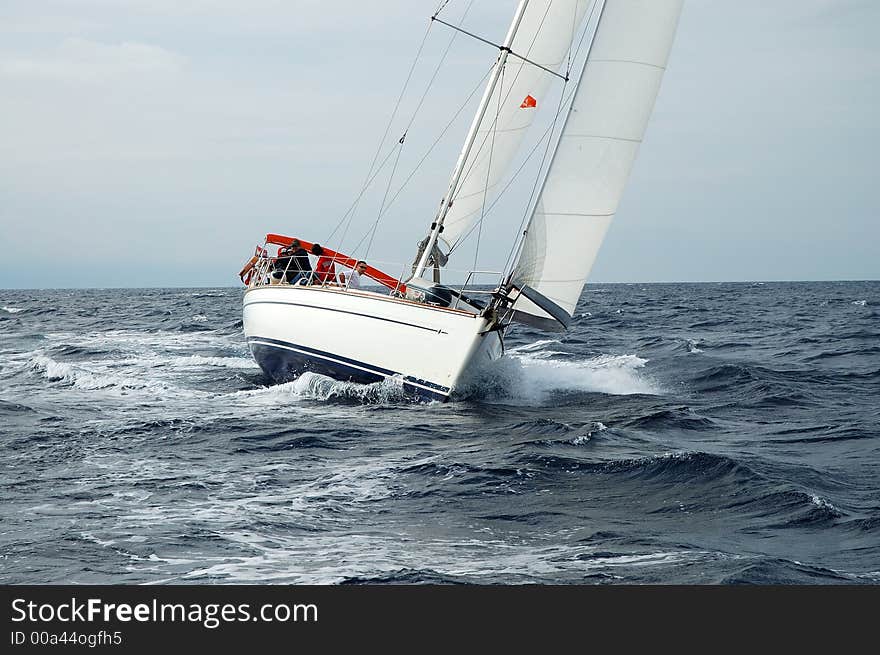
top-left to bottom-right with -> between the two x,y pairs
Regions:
510,0 -> 683,325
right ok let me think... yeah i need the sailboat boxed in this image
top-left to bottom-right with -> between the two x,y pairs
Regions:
239,0 -> 683,402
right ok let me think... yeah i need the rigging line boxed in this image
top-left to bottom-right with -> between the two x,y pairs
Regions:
446,0 -> 556,256
352,0 -> 561,253
401,0 -> 476,139
444,0 -> 556,252
567,0 -> 581,76
501,78 -> 569,276
453,0 -> 553,188
367,1 -> 550,255
473,63 -> 505,275
343,65 -> 494,259
333,0 -> 476,255
454,1 -> 600,260
365,135 -> 406,262
324,20 -> 435,247
504,0 -> 604,279
349,63 -> 494,239
447,110 -> 556,255
321,144 -> 402,245
451,0 -> 602,260
346,69 -> 494,261
433,0 -> 452,19
432,16 -> 567,82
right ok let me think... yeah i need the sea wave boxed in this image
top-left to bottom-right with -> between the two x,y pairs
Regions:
506,351 -> 660,399
232,372 -> 412,405
720,558 -> 854,584
2,282 -> 878,585
452,337 -> 662,403
25,353 -> 179,394
164,355 -> 257,370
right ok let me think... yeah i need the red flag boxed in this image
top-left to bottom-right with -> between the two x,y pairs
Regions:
520,94 -> 536,109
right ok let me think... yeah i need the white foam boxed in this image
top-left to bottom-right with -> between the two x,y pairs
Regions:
565,424 -> 607,448
2,306 -> 24,314
509,339 -> 561,353
229,380 -> 299,402
31,330 -> 255,385
26,353 -> 179,394
584,551 -> 698,567
461,347 -> 660,403
80,532 -> 116,548
522,353 -> 659,396
72,448 -> 722,583
300,373 -> 410,402
810,494 -> 836,511
686,339 -> 703,354
164,355 -> 257,370
168,533 -> 707,584
228,372 -> 406,405
288,456 -> 401,511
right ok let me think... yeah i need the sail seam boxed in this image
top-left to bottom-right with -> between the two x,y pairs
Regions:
506,57 -> 570,69
476,125 -> 529,135
503,0 -> 607,281
528,277 -> 587,282
443,0 -> 560,256
564,133 -> 642,143
588,58 -> 666,70
533,211 -> 615,217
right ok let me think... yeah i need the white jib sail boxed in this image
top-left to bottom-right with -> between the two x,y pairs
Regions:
511,0 -> 683,325
438,0 -> 591,253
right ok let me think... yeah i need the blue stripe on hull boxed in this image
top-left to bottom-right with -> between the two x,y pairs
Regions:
247,336 -> 451,403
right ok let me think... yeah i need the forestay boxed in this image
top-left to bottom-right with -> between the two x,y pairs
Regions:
438,0 -> 591,253
510,0 -> 683,328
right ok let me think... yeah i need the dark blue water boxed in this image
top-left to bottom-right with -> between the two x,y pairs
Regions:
1,281 -> 878,584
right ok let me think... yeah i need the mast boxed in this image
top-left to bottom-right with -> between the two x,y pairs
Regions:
412,0 -> 532,280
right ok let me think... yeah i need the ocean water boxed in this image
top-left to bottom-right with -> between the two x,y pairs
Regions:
1,281 -> 878,584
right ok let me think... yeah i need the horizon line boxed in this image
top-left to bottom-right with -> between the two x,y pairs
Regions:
2,279 -> 878,291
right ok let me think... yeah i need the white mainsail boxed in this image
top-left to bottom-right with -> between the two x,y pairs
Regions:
511,0 -> 683,327
437,0 -> 591,253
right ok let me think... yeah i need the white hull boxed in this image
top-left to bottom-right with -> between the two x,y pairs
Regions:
242,285 -> 503,401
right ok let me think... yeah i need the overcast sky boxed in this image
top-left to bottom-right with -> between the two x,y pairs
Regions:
1,0 -> 877,288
